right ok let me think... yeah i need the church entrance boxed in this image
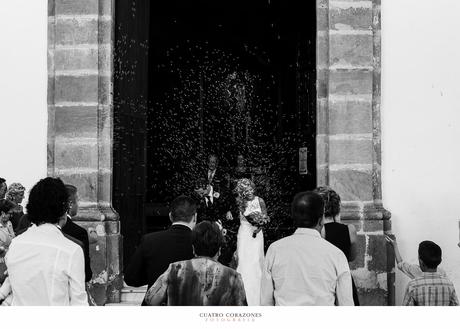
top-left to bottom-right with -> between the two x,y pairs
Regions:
114,0 -> 317,265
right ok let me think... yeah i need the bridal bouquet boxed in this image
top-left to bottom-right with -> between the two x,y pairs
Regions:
245,212 -> 270,238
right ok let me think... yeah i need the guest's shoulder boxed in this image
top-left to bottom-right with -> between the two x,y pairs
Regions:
167,259 -> 194,274
217,262 -> 242,279
64,220 -> 87,239
142,229 -> 170,241
66,219 -> 86,233
9,224 -> 34,242
406,277 -> 421,289
439,275 -> 456,288
267,235 -> 293,251
324,221 -> 347,229
318,236 -> 348,258
59,233 -> 85,255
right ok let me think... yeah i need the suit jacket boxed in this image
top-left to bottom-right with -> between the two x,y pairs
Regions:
195,167 -> 231,222
124,224 -> 194,290
16,214 -> 31,236
62,218 -> 92,283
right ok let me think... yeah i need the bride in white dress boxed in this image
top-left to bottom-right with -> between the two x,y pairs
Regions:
234,178 -> 268,306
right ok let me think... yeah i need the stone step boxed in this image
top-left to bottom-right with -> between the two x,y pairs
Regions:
119,285 -> 147,305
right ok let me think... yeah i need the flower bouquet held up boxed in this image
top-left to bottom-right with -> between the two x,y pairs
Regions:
245,211 -> 270,238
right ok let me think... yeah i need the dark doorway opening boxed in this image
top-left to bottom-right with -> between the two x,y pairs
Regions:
114,0 -> 317,266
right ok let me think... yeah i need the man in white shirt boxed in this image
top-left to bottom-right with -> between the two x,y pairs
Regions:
261,191 -> 354,306
5,177 -> 88,306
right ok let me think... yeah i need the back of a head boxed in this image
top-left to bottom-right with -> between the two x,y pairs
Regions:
291,191 -> 325,228
418,240 -> 442,269
64,184 -> 77,199
0,199 -> 15,214
314,186 -> 341,218
65,184 -> 78,217
26,177 -> 69,225
170,195 -> 197,223
5,182 -> 25,201
192,221 -> 223,258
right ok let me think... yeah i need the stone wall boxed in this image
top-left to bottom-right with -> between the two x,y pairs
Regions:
48,0 -> 122,304
317,0 -> 393,305
47,0 -> 393,305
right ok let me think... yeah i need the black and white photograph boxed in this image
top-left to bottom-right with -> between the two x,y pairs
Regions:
0,0 -> 459,327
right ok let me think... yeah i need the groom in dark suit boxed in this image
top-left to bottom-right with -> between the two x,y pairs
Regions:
194,154 -> 232,223
193,154 -> 239,267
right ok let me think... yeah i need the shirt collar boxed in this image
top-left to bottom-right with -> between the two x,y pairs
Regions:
38,223 -> 63,234
422,271 -> 442,277
171,222 -> 193,231
294,227 -> 322,238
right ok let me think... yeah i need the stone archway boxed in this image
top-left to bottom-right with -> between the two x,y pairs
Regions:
47,0 -> 392,305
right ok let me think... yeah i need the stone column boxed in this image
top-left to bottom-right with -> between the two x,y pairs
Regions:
317,0 -> 393,305
48,0 -> 121,304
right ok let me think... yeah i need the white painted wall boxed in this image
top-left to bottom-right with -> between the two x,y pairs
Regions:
381,0 -> 460,305
0,1 -> 48,205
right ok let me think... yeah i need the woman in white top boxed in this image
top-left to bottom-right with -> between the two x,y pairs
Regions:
234,178 -> 269,306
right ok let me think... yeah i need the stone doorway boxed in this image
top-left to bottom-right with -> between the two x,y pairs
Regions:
114,0 -> 317,265
48,0 -> 392,305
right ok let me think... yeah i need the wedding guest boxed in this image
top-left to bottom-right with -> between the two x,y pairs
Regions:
0,200 -> 15,245
124,195 -> 196,304
5,177 -> 88,305
0,178 -> 7,199
143,221 -> 247,306
5,183 -> 25,233
314,186 -> 359,305
385,235 -> 447,279
12,184 -> 95,304
261,191 -> 353,306
0,200 -> 15,286
63,185 -> 92,283
233,154 -> 252,182
402,241 -> 458,306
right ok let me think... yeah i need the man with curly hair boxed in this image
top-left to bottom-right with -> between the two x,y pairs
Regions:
5,177 -> 88,305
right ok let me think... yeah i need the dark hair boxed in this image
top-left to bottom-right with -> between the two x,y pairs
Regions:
170,195 -> 197,223
0,199 -> 15,214
291,191 -> 325,228
418,241 -> 442,269
192,221 -> 223,257
314,186 -> 341,218
26,177 -> 69,225
0,178 -> 6,199
65,184 -> 77,199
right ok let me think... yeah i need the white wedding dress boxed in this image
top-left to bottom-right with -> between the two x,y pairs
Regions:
236,196 -> 264,306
